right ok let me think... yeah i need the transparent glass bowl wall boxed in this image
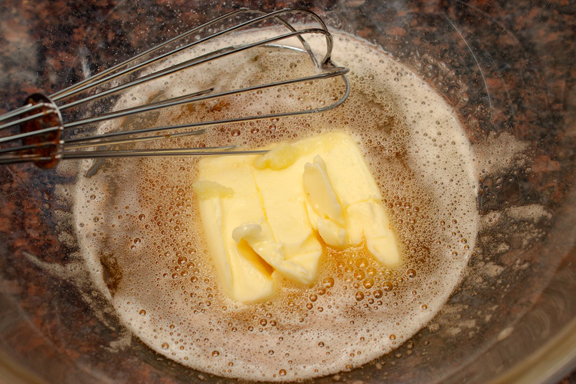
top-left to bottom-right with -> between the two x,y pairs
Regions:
0,1 -> 574,383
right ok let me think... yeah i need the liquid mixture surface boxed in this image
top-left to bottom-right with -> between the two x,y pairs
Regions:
72,30 -> 478,381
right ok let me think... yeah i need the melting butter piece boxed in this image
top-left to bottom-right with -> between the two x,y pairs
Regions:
253,142 -> 299,170
317,218 -> 346,247
194,131 -> 400,302
193,161 -> 274,303
346,201 -> 400,265
193,180 -> 234,199
303,156 -> 343,225
232,223 -> 318,285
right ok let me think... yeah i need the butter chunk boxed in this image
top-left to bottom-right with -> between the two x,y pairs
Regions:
233,223 -> 319,284
195,131 -> 401,303
314,135 -> 382,206
317,218 -> 346,247
303,155 -> 344,225
196,156 -> 274,303
193,180 -> 234,199
345,201 -> 400,265
253,142 -> 299,170
251,148 -> 323,284
252,161 -> 322,264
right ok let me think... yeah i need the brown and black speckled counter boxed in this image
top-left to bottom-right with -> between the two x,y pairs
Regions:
0,0 -> 575,383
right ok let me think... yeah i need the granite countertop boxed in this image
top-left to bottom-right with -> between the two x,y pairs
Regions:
563,371 -> 576,384
0,0 -> 574,383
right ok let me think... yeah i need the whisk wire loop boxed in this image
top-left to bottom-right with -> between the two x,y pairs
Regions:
0,8 -> 350,169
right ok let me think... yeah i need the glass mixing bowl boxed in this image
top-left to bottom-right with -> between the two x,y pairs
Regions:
0,0 -> 574,383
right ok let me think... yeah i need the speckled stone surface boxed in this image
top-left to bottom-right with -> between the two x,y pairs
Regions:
0,0 -> 574,383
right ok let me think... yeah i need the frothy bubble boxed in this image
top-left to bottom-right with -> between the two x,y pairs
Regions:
72,29 -> 479,381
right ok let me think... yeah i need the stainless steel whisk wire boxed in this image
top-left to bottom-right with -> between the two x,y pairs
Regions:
0,8 -> 350,168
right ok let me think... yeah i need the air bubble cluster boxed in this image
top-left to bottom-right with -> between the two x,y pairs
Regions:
73,29 -> 478,382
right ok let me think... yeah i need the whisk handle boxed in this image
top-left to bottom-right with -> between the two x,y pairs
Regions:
20,93 -> 64,169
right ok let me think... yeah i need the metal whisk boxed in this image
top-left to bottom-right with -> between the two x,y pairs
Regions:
0,8 -> 349,169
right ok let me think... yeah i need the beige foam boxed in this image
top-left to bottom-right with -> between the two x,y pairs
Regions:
72,29 -> 479,381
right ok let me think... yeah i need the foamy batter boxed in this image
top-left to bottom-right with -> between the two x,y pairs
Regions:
72,29 -> 478,381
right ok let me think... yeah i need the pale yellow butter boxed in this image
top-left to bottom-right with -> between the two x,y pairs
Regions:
194,131 -> 400,302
